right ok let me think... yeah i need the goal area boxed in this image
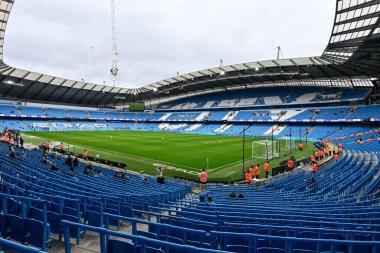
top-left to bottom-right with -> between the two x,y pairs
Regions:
251,139 -> 296,159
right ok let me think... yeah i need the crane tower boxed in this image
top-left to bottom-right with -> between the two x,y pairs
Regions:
110,0 -> 119,86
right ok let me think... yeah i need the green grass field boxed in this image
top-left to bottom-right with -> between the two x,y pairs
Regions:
23,131 -> 314,182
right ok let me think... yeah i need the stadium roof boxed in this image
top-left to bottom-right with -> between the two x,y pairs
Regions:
0,0 -> 379,106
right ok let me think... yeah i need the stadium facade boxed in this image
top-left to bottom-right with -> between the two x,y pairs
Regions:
0,1 -> 379,253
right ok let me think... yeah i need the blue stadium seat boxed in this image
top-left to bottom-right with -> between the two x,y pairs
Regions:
226,245 -> 249,253
29,207 -> 44,221
257,247 -> 285,253
47,211 -> 62,239
0,214 -> 5,237
107,239 -> 134,253
5,214 -> 24,243
61,214 -> 84,239
136,246 -> 165,253
24,218 -> 51,248
85,210 -> 103,227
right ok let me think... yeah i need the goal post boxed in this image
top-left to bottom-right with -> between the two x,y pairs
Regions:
252,140 -> 280,160
284,138 -> 296,152
251,138 -> 297,160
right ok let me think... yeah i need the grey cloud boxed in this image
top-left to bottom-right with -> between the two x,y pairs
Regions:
4,0 -> 335,88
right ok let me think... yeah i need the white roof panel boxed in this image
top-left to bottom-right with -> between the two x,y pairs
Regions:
11,69 -> 28,78
50,77 -> 65,85
274,59 -> 294,66
244,62 -> 261,69
233,64 -> 249,70
73,82 -> 85,89
292,58 -> 314,65
61,80 -> 76,87
39,75 -> 54,83
24,72 -> 42,81
92,85 -> 105,91
188,71 -> 204,78
208,68 -> 224,74
102,86 -> 113,92
220,65 -> 235,71
84,83 -> 96,90
260,60 -> 277,67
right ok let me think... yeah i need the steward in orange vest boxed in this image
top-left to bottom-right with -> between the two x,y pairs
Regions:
255,165 -> 260,179
312,163 -> 318,173
245,171 -> 252,183
288,159 -> 294,171
264,162 -> 270,178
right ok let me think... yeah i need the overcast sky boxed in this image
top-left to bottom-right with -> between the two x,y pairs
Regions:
4,0 -> 335,88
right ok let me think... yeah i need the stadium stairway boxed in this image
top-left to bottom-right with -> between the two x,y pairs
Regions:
19,120 -> 32,131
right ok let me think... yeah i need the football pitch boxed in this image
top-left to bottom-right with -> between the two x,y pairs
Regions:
23,131 -> 314,182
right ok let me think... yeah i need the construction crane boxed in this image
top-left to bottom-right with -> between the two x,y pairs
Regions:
277,46 -> 284,60
82,46 -> 93,82
110,0 -> 119,87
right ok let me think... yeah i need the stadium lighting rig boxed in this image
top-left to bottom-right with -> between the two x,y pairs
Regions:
4,80 -> 24,86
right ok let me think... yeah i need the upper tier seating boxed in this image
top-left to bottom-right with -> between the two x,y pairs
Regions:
158,87 -> 370,110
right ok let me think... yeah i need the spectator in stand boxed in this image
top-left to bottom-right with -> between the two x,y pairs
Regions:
207,195 -> 214,205
19,136 -> 24,149
306,177 -> 316,186
9,137 -> 14,147
41,152 -> 49,164
9,147 -> 16,158
199,169 -> 208,189
264,161 -> 270,178
156,167 -> 165,184
140,171 -> 148,184
73,157 -> 79,167
255,164 -> 260,179
65,155 -> 73,167
46,141 -> 51,152
69,166 -> 75,176
84,163 -> 95,175
50,163 -> 59,172
228,192 -> 237,198
288,159 -> 294,172
60,142 -> 64,153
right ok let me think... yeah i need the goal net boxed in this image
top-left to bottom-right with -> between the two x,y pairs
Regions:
284,138 -> 296,151
252,140 -> 280,159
